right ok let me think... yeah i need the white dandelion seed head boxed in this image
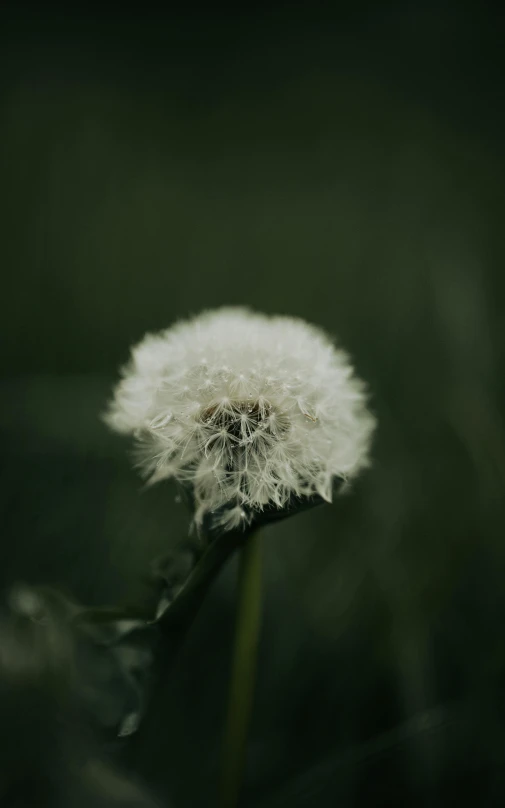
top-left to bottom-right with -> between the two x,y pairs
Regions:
104,308 -> 376,529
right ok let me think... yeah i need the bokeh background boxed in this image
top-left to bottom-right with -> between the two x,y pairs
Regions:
1,4 -> 505,806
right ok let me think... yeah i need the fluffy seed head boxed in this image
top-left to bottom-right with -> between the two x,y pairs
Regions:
104,308 -> 376,530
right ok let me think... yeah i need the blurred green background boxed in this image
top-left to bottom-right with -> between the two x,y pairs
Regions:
1,5 -> 505,806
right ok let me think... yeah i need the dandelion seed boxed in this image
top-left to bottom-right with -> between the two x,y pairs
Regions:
104,307 -> 376,530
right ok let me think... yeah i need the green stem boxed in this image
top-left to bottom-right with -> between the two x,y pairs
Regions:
220,530 -> 262,808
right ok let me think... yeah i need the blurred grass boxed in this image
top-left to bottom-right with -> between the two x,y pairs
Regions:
1,5 -> 505,807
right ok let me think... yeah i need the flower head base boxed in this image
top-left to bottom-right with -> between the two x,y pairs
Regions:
104,308 -> 376,532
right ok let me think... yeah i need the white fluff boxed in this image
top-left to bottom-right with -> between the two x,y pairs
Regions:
104,308 -> 376,530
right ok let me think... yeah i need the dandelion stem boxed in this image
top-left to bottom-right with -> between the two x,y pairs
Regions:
220,529 -> 262,808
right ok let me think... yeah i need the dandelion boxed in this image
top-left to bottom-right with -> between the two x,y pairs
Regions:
104,307 -> 376,531
104,307 -> 376,808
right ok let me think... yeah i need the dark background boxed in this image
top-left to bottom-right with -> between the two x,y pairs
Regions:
1,4 -> 505,806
